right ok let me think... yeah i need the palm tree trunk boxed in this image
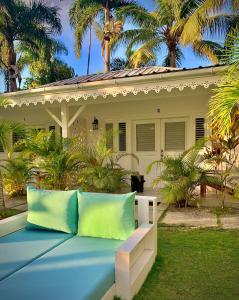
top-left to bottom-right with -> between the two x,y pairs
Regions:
169,48 -> 177,68
104,2 -> 111,73
87,25 -> 92,75
7,42 -> 18,92
0,172 -> 6,210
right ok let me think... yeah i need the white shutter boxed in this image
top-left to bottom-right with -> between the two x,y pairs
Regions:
105,123 -> 113,149
136,123 -> 155,151
195,118 -> 205,142
165,121 -> 185,151
119,122 -> 126,151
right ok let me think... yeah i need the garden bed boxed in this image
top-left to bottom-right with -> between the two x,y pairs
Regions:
0,208 -> 21,220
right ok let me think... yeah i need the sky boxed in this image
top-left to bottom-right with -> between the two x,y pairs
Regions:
0,0 -> 215,92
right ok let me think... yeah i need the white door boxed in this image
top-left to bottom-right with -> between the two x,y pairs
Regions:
160,118 -> 188,158
132,118 -> 188,188
132,120 -> 160,188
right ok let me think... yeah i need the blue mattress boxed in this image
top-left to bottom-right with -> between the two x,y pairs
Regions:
0,236 -> 123,300
0,229 -> 72,281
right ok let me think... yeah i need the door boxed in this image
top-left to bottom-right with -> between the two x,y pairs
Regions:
132,118 -> 188,188
160,118 -> 188,158
133,120 -> 160,188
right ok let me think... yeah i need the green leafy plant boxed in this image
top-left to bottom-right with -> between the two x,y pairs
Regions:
1,157 -> 34,197
78,133 -> 138,193
209,34 -> 239,137
147,141 -> 216,207
204,133 -> 239,208
19,130 -> 82,190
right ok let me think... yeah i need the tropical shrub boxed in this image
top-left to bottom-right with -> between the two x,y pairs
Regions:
147,142 -> 216,207
78,134 -> 138,193
1,157 -> 34,197
19,130 -> 82,190
204,133 -> 239,207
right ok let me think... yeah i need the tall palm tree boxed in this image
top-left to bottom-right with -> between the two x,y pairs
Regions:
17,39 -> 74,88
69,0 -> 147,72
0,0 -> 62,92
116,0 -> 238,68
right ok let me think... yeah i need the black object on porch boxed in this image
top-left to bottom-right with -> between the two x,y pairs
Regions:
131,175 -> 145,193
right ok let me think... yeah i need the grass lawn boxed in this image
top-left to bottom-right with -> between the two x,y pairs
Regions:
135,227 -> 239,300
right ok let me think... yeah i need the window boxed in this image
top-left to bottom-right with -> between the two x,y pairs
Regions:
136,123 -> 155,151
118,122 -> 126,151
165,121 -> 185,151
49,125 -> 56,141
105,123 -> 113,149
195,118 -> 205,142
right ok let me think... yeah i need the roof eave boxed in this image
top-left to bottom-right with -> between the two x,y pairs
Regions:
0,65 -> 226,99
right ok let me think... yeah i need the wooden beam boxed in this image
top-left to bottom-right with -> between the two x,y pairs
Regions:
68,104 -> 86,128
45,108 -> 62,127
61,102 -> 69,138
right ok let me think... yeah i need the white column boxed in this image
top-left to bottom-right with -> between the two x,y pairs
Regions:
61,102 -> 70,138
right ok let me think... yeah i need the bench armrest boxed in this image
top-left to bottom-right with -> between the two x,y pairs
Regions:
115,223 -> 157,300
0,212 -> 27,237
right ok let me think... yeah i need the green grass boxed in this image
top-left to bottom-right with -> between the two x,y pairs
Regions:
135,226 -> 239,300
0,208 -> 20,220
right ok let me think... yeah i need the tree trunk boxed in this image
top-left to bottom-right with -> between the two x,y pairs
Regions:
104,3 -> 111,73
169,47 -> 177,68
0,172 -> 6,210
7,42 -> 18,92
87,25 -> 92,75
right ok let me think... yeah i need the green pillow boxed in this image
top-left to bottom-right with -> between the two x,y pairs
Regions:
77,191 -> 136,240
27,186 -> 78,234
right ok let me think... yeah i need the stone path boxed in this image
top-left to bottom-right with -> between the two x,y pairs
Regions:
162,209 -> 217,227
159,206 -> 239,229
220,215 -> 239,229
5,196 -> 27,212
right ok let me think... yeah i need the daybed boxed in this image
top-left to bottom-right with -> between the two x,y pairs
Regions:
0,194 -> 157,300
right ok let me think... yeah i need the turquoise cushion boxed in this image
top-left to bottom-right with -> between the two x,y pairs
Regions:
27,187 -> 78,234
0,229 -> 72,281
77,191 -> 135,240
0,236 -> 123,300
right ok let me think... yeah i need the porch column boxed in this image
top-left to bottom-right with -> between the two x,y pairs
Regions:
61,102 -> 69,138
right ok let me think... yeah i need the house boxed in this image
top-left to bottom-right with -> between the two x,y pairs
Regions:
0,65 -> 225,188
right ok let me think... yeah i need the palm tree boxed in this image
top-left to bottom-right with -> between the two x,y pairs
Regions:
209,34 -> 239,137
116,0 -> 238,68
17,39 -> 74,88
0,0 -> 62,92
69,0 -> 147,72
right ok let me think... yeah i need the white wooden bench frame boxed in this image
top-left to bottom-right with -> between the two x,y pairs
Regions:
0,195 -> 157,300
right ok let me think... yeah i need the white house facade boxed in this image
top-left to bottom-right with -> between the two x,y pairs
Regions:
0,65 -> 224,188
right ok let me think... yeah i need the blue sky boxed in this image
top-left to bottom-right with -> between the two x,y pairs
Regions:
0,0 -> 216,92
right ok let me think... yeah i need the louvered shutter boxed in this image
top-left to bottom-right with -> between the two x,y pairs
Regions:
195,118 -> 205,142
136,123 -> 155,151
105,123 -> 113,149
119,122 -> 126,151
165,121 -> 185,151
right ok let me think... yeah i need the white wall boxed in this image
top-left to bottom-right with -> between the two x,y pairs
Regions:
0,86 -> 212,187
